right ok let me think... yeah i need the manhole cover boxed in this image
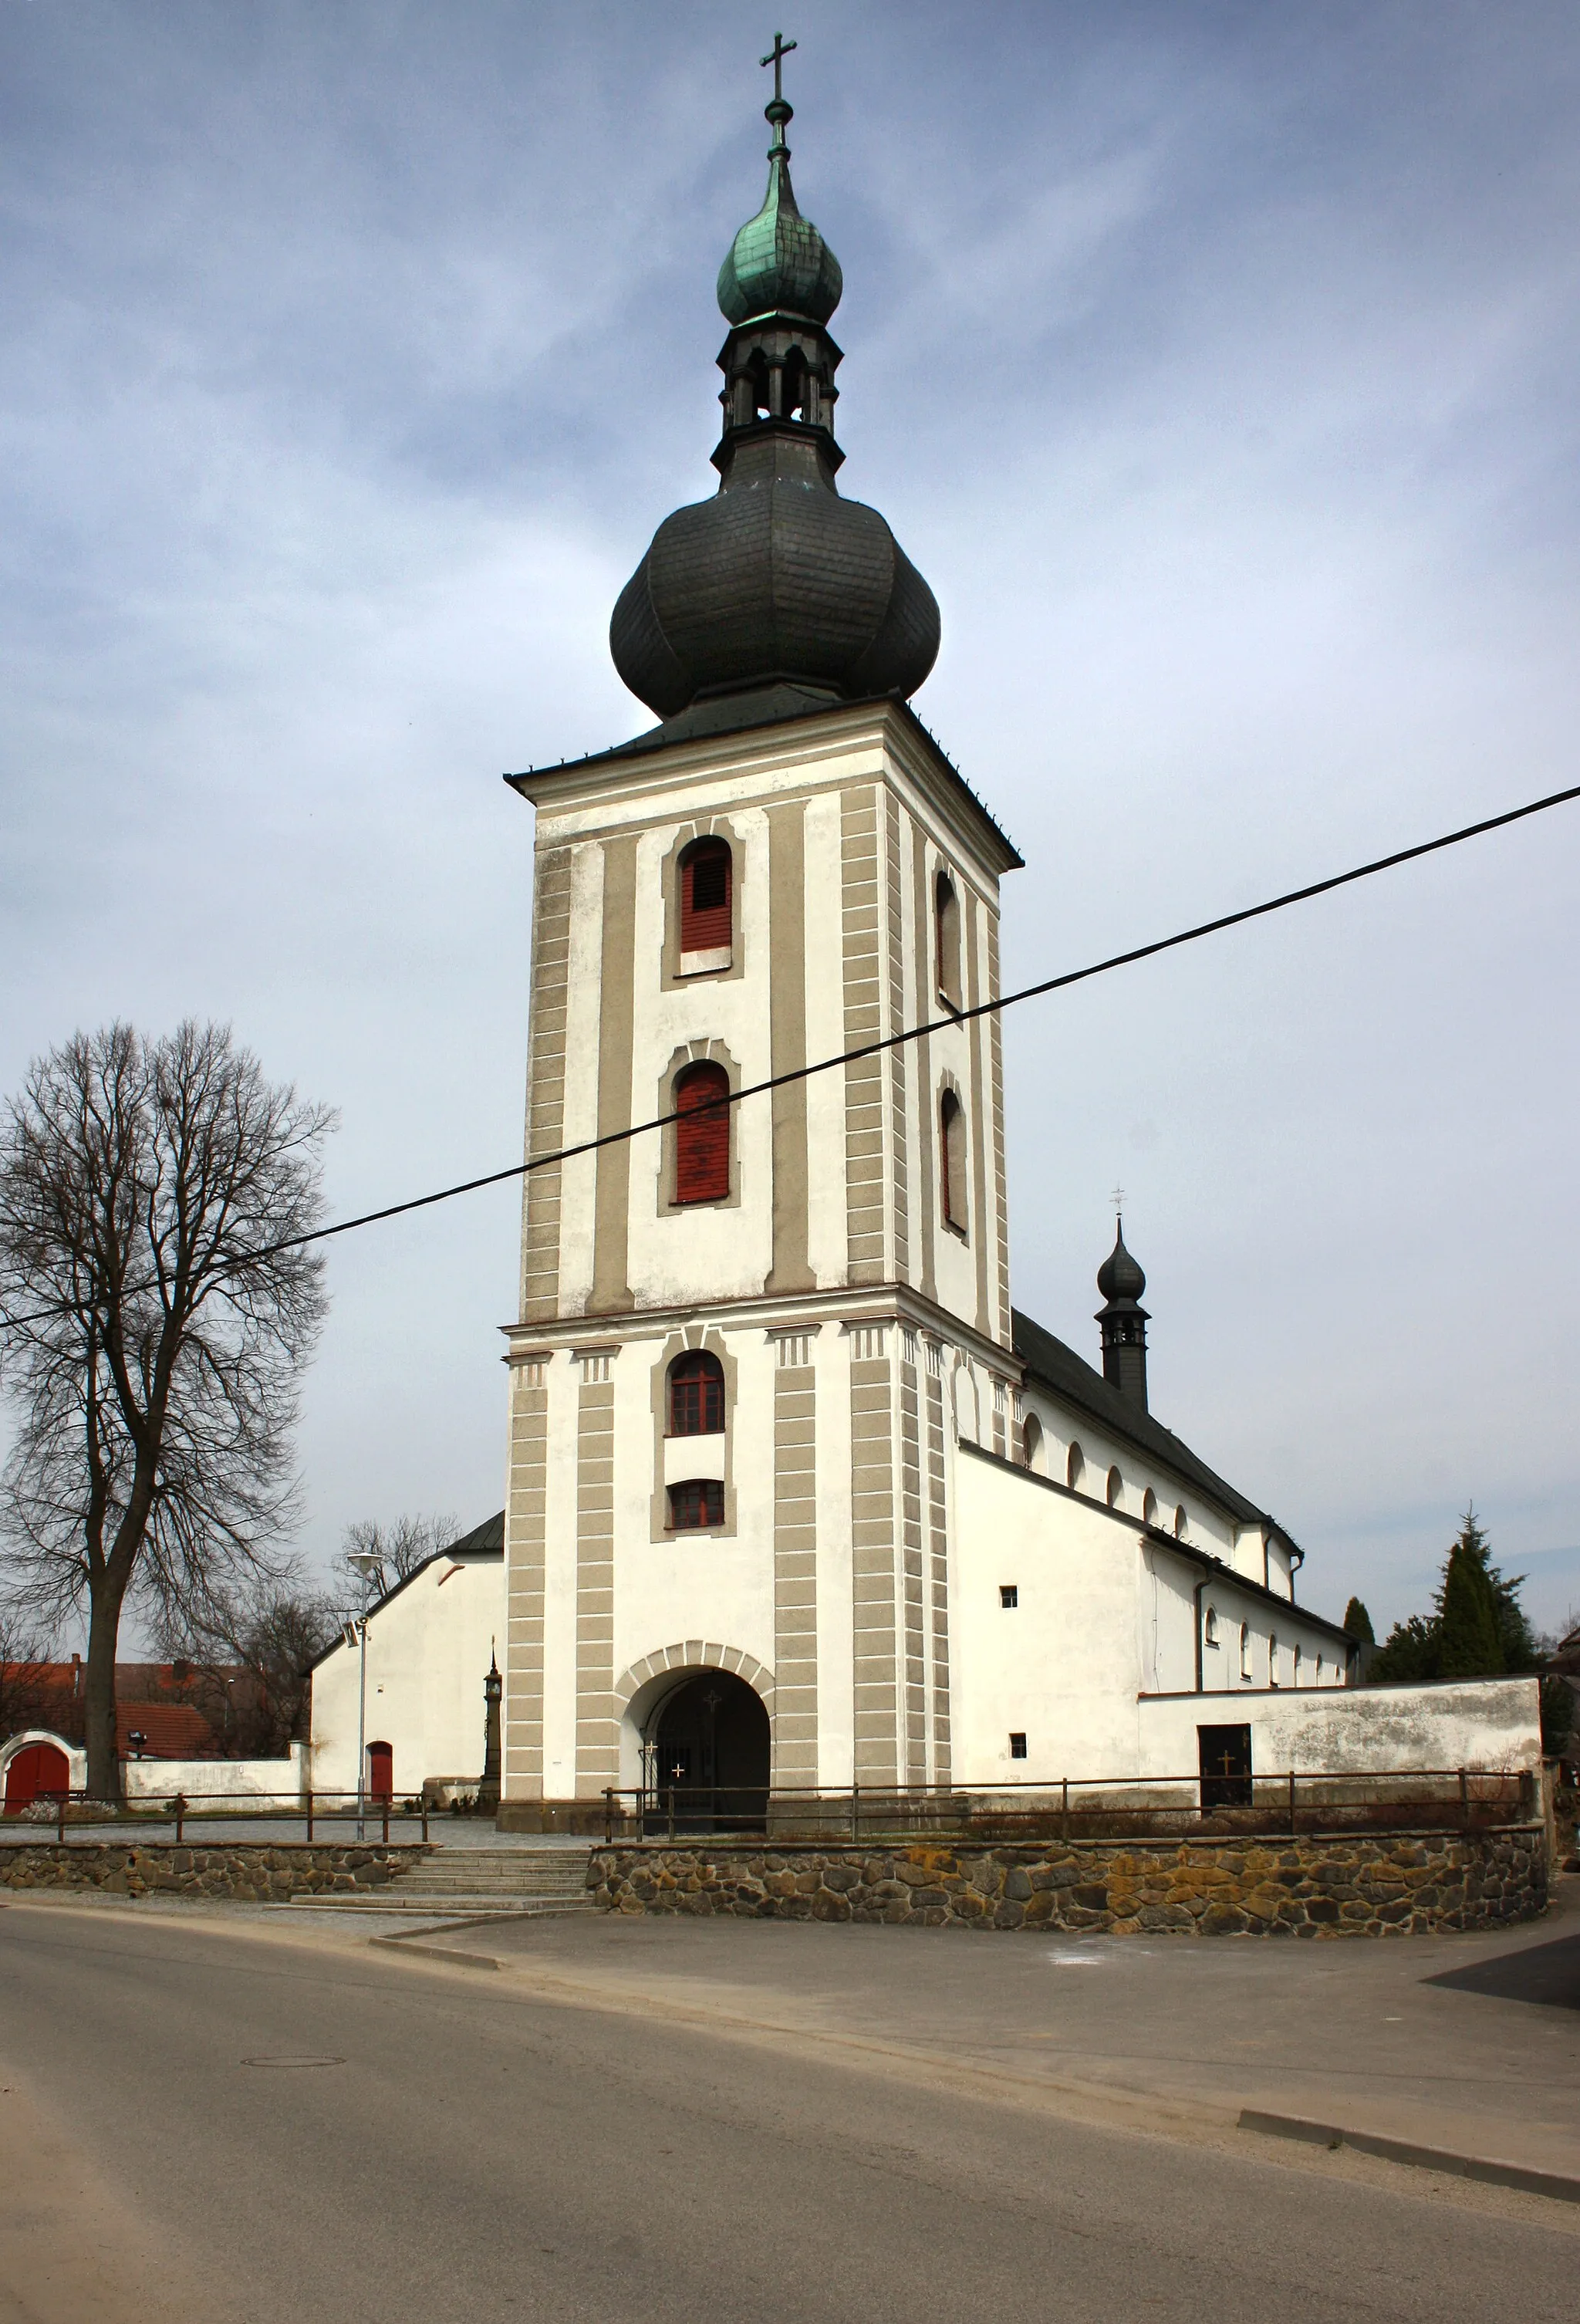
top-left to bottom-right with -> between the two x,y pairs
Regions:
241,2055 -> 346,2069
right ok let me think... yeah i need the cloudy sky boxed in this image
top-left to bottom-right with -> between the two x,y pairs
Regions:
4,0 -> 1578,1640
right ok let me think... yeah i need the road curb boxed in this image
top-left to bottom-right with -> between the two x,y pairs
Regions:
369,1932 -> 501,1971
1238,2108 -> 1580,2204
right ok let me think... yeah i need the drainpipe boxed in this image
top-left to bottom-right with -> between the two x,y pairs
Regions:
1193,1576 -> 1206,1694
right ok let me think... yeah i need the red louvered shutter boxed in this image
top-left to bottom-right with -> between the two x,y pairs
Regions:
680,841 -> 732,952
674,1063 -> 731,1203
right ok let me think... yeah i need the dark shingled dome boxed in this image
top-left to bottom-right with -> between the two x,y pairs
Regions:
1097,1225 -> 1147,1306
610,434 -> 940,719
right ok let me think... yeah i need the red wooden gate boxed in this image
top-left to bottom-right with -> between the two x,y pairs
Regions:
367,1741 -> 393,1803
3,1741 -> 69,1816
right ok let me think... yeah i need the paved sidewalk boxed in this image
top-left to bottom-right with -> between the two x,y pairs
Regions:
473,1870 -> 1580,2184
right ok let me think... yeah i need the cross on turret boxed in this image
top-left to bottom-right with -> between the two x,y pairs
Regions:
760,30 -> 797,103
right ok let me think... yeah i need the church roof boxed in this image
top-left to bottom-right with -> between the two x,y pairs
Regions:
1011,1306 -> 1274,1535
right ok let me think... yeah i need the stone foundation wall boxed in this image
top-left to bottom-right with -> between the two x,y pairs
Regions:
589,1827 -> 1547,1936
0,1839 -> 426,1902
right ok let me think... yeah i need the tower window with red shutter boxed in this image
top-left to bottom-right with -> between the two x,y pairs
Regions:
667,1349 -> 724,1436
674,1061 -> 731,1204
678,838 -> 733,971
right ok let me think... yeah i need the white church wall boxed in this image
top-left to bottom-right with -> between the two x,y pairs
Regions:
1136,1675 -> 1542,1781
310,1549 -> 504,1799
1193,1568 -> 1345,1694
949,1446 -> 1146,1784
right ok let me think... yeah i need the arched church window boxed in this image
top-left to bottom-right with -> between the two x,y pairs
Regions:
1292,1644 -> 1302,1687
1239,1623 -> 1252,1681
1204,1606 -> 1220,1648
1066,1441 -> 1085,1491
782,346 -> 809,421
1142,1488 -> 1158,1526
1315,1653 -> 1324,1684
667,1349 -> 724,1437
674,1062 -> 731,1204
1269,1633 -> 1281,1687
934,870 -> 962,1010
1106,1465 -> 1123,1510
1022,1413 -> 1045,1473
667,1479 -> 724,1531
939,1088 -> 967,1232
1173,1505 -> 1188,1539
679,838 -> 733,968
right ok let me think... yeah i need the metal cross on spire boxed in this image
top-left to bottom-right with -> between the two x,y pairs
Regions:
760,30 -> 797,103
1111,1184 -> 1126,1220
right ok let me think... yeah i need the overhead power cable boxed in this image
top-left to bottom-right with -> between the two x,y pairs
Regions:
234,775 -> 1580,1264
3,775 -> 1578,1324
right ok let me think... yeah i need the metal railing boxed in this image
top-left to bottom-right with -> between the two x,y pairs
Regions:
596,1767 -> 1538,1846
3,1789 -> 432,1846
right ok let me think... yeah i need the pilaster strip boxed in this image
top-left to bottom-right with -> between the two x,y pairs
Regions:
765,803 -> 814,1294
987,908 -> 1011,1345
574,1370 -> 618,1789
772,1345 -> 819,1784
841,788 -> 886,1283
502,1360 -> 549,1795
924,1350 -> 952,1781
521,846 -> 572,1322
885,789 -> 910,1285
909,830 -> 937,1304
898,1336 -> 927,1783
849,1334 -> 899,1783
591,835 -> 639,1312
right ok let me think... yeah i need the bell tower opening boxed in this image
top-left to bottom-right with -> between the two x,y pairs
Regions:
647,1670 -> 770,1831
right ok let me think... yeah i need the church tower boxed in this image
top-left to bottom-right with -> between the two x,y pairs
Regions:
498,57 -> 1021,1824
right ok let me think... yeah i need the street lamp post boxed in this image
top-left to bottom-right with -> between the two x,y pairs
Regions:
345,1550 -> 383,1839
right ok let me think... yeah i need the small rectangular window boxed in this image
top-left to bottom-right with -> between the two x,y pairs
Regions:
1008,1731 -> 1028,1760
999,1584 -> 1018,1608
668,1480 -> 724,1530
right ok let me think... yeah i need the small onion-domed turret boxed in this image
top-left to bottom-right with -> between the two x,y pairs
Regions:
609,49 -> 939,730
1096,1219 -> 1150,1412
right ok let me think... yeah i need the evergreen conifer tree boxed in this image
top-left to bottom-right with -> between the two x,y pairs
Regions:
1342,1596 -> 1375,1644
1436,1520 -> 1504,1679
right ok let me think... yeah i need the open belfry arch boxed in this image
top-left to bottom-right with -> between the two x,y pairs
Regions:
494,50 -> 1523,1833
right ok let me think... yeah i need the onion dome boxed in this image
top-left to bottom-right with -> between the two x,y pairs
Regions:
1097,1224 -> 1146,1306
609,49 -> 939,728
717,100 -> 843,325
1096,1218 -> 1150,1412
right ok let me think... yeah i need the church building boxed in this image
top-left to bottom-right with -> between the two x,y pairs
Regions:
488,65 -> 1432,1830
306,62 -> 1539,1826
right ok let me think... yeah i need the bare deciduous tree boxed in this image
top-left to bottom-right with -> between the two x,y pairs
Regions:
0,1022 -> 333,1800
0,1605 -> 57,1745
339,1512 -> 458,1603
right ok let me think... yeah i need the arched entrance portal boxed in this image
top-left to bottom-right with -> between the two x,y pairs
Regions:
4,1741 -> 69,1817
647,1671 -> 769,1833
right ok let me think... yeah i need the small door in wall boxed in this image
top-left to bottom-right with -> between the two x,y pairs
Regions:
367,1741 -> 393,1803
1197,1722 -> 1253,1809
4,1741 -> 69,1816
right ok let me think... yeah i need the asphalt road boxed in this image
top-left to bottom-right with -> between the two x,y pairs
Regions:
2,1902 -> 1576,2324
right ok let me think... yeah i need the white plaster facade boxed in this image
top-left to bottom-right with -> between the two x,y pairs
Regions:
309,1520 -> 503,1801
491,694 -> 1540,1821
